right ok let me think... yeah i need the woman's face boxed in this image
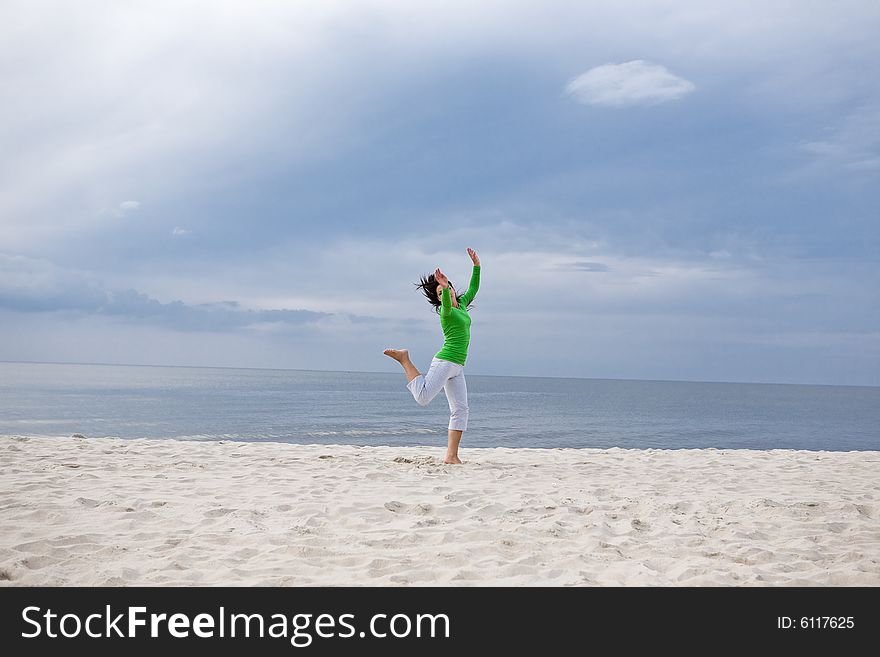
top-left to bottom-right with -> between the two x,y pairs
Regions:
436,283 -> 458,307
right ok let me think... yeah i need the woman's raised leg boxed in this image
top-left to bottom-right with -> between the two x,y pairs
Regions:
383,348 -> 421,382
405,358 -> 456,406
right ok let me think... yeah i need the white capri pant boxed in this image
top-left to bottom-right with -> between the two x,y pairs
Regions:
406,357 -> 469,432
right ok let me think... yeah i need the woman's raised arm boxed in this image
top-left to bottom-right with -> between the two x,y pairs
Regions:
459,249 -> 481,306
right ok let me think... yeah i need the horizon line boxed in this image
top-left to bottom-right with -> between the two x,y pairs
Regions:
1,359 -> 877,389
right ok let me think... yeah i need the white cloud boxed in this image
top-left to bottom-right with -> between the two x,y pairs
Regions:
113,200 -> 141,217
171,226 -> 191,236
565,60 -> 695,108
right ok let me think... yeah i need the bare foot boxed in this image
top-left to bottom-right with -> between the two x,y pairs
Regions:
443,455 -> 463,465
383,348 -> 410,363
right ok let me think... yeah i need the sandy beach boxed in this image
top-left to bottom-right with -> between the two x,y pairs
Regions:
1,435 -> 878,586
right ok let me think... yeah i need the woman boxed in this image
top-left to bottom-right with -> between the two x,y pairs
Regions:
384,247 -> 481,464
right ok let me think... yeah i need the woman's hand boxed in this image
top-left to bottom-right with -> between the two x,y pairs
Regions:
434,268 -> 449,288
467,247 -> 480,267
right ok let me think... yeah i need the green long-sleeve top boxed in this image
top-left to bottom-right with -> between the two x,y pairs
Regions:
434,265 -> 480,366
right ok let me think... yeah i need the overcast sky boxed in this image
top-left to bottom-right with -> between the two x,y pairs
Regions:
1,0 -> 878,386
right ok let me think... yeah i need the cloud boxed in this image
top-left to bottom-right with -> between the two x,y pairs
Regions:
0,253 -> 107,312
0,253 -> 339,332
115,200 -> 141,216
99,200 -> 141,218
555,260 -> 611,272
171,226 -> 191,236
565,60 -> 695,108
800,103 -> 880,173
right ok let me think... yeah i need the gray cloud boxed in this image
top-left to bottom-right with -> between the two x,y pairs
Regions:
556,261 -> 611,272
801,103 -> 880,173
0,253 -> 336,332
96,288 -> 327,332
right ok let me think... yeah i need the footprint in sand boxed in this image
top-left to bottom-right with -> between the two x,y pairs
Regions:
414,518 -> 442,527
384,501 -> 433,515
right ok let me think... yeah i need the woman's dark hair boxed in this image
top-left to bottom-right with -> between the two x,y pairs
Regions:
414,273 -> 474,314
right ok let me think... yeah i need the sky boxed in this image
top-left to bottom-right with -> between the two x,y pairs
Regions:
1,0 -> 878,386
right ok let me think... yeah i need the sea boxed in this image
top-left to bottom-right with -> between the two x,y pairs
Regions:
1,361 -> 877,451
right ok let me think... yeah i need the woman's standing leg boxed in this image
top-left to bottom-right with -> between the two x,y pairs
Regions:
443,367 -> 468,464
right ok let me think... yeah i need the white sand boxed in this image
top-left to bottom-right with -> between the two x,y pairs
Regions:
1,435 -> 878,586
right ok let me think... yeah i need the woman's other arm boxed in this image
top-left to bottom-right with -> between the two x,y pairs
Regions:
440,285 -> 452,316
435,267 -> 453,316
